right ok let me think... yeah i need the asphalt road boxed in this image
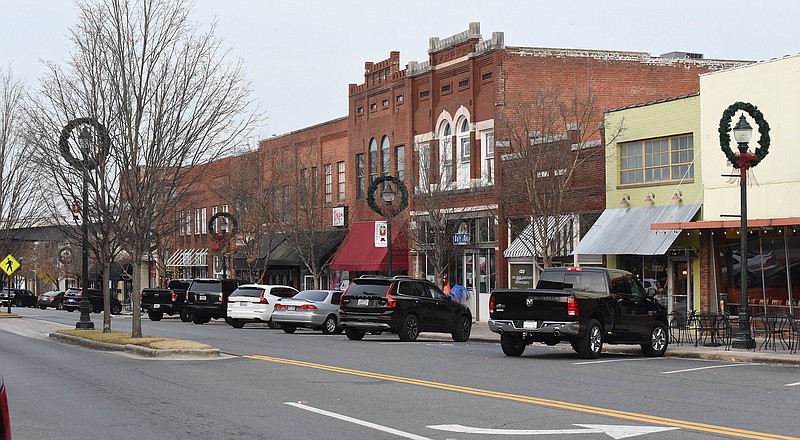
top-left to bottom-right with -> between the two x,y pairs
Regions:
2,308 -> 799,440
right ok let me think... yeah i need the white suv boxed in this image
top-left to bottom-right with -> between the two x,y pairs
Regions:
226,284 -> 299,328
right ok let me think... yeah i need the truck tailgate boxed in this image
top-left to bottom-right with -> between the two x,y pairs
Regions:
490,289 -> 573,321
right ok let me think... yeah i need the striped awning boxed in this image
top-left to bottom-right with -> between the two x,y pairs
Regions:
166,249 -> 208,267
504,223 -> 537,259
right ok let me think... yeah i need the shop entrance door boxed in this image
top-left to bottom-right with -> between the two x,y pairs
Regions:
668,258 -> 692,319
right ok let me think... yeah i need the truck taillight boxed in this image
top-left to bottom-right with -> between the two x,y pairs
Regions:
567,297 -> 579,317
489,294 -> 495,313
565,267 -> 583,271
171,292 -> 177,302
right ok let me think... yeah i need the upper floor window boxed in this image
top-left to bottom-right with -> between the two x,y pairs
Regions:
282,186 -> 290,222
439,122 -> 453,183
194,209 -> 201,235
418,142 -> 430,190
396,145 -> 404,182
369,138 -> 378,184
324,163 -> 332,204
185,209 -> 192,235
201,207 -> 208,234
381,136 -> 390,177
484,130 -> 495,183
458,118 -> 470,162
337,161 -> 346,201
619,134 -> 694,185
356,153 -> 365,199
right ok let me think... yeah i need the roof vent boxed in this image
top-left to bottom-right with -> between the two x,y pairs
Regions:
660,51 -> 703,59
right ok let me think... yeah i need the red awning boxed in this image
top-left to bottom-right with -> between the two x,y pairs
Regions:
329,221 -> 408,272
651,217 -> 800,230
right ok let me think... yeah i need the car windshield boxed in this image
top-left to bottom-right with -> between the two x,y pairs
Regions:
168,280 -> 190,290
293,290 -> 328,302
190,281 -> 222,293
230,287 -> 264,297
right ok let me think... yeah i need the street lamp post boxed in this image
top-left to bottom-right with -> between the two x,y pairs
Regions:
367,176 -> 409,278
731,115 -> 756,349
58,118 -> 110,330
220,217 -> 229,280
382,187 -> 396,277
208,212 -> 237,280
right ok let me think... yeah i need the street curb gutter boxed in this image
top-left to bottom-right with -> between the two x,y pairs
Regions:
48,333 -> 221,358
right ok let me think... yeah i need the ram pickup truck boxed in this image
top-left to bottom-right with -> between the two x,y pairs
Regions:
489,267 -> 669,359
141,279 -> 191,322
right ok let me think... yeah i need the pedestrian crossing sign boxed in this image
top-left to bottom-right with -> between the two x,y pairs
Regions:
2,254 -> 19,276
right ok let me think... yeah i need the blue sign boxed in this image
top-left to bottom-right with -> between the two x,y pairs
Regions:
453,233 -> 470,246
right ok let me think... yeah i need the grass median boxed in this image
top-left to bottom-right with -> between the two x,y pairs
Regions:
56,329 -> 213,350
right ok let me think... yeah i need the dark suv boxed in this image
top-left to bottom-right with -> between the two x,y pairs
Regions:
63,288 -> 123,314
0,288 -> 37,307
183,278 -> 241,324
339,275 -> 472,342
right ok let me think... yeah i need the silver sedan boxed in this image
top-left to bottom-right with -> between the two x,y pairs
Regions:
271,290 -> 344,334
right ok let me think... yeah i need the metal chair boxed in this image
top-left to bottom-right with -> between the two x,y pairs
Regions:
668,311 -> 691,346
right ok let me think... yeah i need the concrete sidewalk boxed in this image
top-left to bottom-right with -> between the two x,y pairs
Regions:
2,315 -> 799,365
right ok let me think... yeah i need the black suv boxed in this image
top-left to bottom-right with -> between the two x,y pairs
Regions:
339,275 -> 472,342
183,278 -> 241,324
0,288 -> 37,307
63,288 -> 123,314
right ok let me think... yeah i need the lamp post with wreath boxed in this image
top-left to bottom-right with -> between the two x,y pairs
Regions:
59,117 -> 110,330
367,176 -> 408,277
719,102 -> 770,350
208,212 -> 238,279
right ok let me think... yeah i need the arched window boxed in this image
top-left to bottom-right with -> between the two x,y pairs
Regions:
439,122 -> 452,183
369,138 -> 378,183
458,118 -> 470,162
381,136 -> 390,177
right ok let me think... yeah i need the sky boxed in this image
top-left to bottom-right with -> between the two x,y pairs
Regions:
2,0 -> 798,144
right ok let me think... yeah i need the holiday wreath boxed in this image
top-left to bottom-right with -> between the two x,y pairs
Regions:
718,101 -> 770,170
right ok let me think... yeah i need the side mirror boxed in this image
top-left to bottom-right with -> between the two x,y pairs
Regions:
646,287 -> 657,297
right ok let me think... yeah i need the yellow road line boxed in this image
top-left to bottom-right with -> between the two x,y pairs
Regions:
245,355 -> 799,440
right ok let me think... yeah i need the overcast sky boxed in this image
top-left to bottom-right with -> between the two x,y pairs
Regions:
2,0 -> 798,143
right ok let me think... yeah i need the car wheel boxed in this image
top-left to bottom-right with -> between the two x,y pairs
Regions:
230,319 -> 246,329
577,319 -> 603,359
282,324 -> 297,334
451,316 -> 472,342
67,308 -> 75,312
92,307 -> 101,314
500,333 -> 526,356
399,314 -> 420,341
267,319 -> 279,329
179,309 -> 193,322
40,306 -> 47,310
147,311 -> 163,321
641,324 -> 669,357
192,315 -> 210,324
56,303 -> 63,311
321,315 -> 338,334
111,303 -> 122,315
345,328 -> 365,340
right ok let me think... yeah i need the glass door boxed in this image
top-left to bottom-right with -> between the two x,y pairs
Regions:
668,258 -> 691,319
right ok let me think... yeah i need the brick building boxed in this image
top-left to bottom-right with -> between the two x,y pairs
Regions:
170,23 -> 745,320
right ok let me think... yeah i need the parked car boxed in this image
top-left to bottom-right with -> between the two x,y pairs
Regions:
37,291 -> 65,310
0,371 -> 10,440
62,287 -> 123,314
272,289 -> 344,334
0,288 -> 37,308
339,275 -> 472,342
140,279 -> 192,321
226,284 -> 299,328
641,278 -> 666,306
183,278 -> 242,324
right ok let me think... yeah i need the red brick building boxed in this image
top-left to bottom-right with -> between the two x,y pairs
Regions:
171,23 -> 744,320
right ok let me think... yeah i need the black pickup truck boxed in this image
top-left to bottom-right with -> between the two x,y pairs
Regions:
141,279 -> 191,321
489,267 -> 669,359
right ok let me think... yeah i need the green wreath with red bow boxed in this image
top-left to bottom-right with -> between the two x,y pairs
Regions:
718,101 -> 770,170
366,176 -> 408,217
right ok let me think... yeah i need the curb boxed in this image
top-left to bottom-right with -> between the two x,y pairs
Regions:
48,333 -> 220,358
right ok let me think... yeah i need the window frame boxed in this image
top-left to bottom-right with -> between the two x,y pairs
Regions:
619,134 -> 694,185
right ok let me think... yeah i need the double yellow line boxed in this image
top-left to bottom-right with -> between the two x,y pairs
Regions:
245,355 -> 798,440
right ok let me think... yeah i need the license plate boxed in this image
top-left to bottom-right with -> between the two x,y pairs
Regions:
287,306 -> 296,311
523,320 -> 539,330
357,299 -> 369,306
152,304 -> 160,309
239,301 -> 248,306
198,295 -> 206,301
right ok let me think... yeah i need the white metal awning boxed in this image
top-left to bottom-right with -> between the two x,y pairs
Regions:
504,223 -> 537,258
573,204 -> 701,256
166,249 -> 208,267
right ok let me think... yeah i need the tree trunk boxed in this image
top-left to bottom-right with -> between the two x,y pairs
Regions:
131,259 -> 143,338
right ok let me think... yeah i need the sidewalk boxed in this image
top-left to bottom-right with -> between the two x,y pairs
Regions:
2,315 -> 798,365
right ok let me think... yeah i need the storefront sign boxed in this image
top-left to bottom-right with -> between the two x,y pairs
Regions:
332,206 -> 346,227
374,221 -> 388,247
510,263 -> 534,289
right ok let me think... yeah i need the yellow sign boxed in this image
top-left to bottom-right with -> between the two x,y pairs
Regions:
2,254 -> 20,276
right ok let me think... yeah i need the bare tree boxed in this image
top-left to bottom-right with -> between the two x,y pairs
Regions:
0,67 -> 41,270
28,0 -> 259,337
496,89 -> 622,271
406,140 -> 487,289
